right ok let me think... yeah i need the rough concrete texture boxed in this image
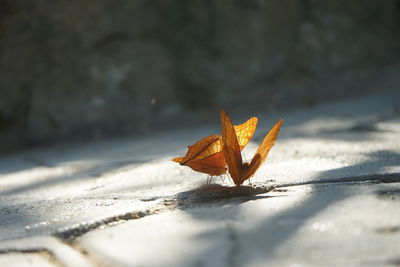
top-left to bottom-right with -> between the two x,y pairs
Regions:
0,91 -> 399,266
1,1 -> 399,149
0,236 -> 92,266
0,252 -> 55,267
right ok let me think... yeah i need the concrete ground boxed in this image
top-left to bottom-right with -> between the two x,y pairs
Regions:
0,91 -> 399,267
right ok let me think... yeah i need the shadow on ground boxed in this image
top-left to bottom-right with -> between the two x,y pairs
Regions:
175,183 -> 286,212
176,150 -> 400,266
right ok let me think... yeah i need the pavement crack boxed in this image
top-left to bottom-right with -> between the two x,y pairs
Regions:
55,201 -> 177,242
52,173 -> 399,247
54,185 -> 275,243
276,173 -> 400,188
56,239 -> 104,267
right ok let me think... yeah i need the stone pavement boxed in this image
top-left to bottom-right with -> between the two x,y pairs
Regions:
0,91 -> 399,266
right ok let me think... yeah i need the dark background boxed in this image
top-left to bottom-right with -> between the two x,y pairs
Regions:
1,0 -> 399,153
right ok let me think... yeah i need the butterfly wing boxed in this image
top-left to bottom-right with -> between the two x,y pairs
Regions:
172,116 -> 255,163
185,151 -> 227,176
254,119 -> 283,164
241,119 -> 283,183
174,135 -> 220,164
220,110 -> 242,185
172,157 -> 184,163
234,117 -> 258,150
194,138 -> 223,160
191,117 -> 255,161
184,138 -> 227,175
172,135 -> 227,175
172,114 -> 258,178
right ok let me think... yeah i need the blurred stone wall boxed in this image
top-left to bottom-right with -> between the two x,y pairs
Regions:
1,0 -> 399,151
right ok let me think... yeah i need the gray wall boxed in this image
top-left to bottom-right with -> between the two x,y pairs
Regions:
1,0 -> 399,151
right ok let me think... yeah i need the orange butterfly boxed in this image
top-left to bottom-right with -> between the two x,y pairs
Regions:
221,110 -> 283,186
172,116 -> 258,176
